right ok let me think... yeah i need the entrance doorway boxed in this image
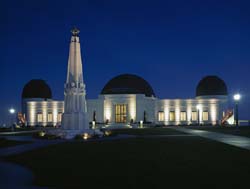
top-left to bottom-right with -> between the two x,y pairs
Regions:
115,104 -> 127,123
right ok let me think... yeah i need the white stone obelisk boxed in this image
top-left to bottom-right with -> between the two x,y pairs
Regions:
61,27 -> 89,134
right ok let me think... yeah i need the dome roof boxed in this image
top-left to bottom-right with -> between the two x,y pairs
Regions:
101,74 -> 156,97
196,76 -> 228,97
22,79 -> 52,99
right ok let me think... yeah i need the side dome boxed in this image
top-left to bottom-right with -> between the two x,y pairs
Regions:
196,76 -> 228,97
101,74 -> 156,97
22,79 -> 52,99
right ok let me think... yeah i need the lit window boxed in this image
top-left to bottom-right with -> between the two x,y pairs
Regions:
57,113 -> 62,122
192,111 -> 197,121
48,113 -> 53,122
37,113 -> 43,123
158,111 -> 164,121
169,111 -> 175,121
180,111 -> 187,121
202,112 -> 209,121
115,104 -> 127,123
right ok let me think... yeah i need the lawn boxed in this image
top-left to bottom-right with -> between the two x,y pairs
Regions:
109,127 -> 187,136
0,138 -> 30,148
186,126 -> 250,137
6,132 -> 250,189
0,127 -> 36,133
0,130 -> 40,137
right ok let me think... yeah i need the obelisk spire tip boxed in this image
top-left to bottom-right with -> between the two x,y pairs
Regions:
71,27 -> 80,36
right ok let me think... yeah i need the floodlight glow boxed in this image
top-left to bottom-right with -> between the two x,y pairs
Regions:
210,104 -> 217,125
196,104 -> 202,110
104,101 -> 111,121
129,98 -> 136,120
83,133 -> 88,140
9,108 -> 15,114
92,121 -> 96,129
234,94 -> 241,101
140,120 -> 143,128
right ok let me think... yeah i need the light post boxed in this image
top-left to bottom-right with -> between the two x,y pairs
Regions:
196,105 -> 201,126
9,108 -> 16,131
233,94 -> 241,128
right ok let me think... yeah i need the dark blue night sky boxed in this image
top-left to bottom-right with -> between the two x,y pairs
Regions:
1,0 -> 250,124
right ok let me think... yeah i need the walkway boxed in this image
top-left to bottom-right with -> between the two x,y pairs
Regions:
0,136 -> 64,157
0,135 -> 62,188
0,130 -> 38,136
0,161 -> 47,189
0,133 -> 139,188
170,127 -> 250,151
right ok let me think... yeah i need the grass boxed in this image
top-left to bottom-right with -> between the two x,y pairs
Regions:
186,126 -> 250,137
0,127 -> 36,133
0,138 -> 30,148
0,128 -> 40,137
109,127 -> 187,136
6,131 -> 250,189
0,131 -> 39,136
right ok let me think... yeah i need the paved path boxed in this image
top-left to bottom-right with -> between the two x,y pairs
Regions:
0,134 -> 139,188
0,130 -> 38,136
0,135 -> 64,188
0,134 -> 139,158
0,139 -> 63,157
170,127 -> 250,151
0,161 -> 48,189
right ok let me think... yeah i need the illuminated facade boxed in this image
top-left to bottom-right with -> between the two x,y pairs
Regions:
22,75 -> 228,127
25,100 -> 63,127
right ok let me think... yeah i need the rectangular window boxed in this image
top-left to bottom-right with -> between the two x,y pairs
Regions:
115,104 -> 127,123
48,113 -> 53,122
202,112 -> 209,121
57,113 -> 62,122
192,111 -> 197,121
180,111 -> 187,121
169,111 -> 175,121
158,111 -> 164,121
37,113 -> 43,123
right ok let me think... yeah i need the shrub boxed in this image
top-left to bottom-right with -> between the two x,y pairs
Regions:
33,131 -> 61,140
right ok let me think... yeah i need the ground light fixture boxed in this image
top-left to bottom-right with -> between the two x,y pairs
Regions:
140,120 -> 143,128
233,93 -> 241,128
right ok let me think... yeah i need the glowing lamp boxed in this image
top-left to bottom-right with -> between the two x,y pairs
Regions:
83,133 -> 89,140
233,94 -> 241,101
196,105 -> 202,110
233,93 -> 241,127
9,108 -> 15,114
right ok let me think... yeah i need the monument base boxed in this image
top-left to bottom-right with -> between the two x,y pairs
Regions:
62,112 -> 89,130
47,128 -> 103,139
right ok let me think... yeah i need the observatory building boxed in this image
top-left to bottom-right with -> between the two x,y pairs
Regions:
21,75 -> 229,127
21,29 -> 230,127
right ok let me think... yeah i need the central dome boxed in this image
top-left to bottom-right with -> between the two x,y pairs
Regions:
101,74 -> 155,97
